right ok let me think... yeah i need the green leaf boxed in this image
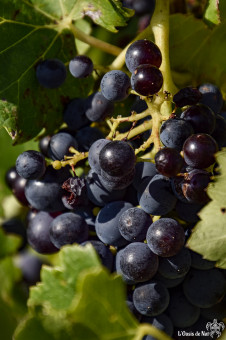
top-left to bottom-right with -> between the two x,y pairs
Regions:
0,297 -> 18,340
0,227 -> 21,258
204,0 -> 220,26
0,256 -> 21,301
169,14 -> 226,95
70,269 -> 138,340
29,244 -> 101,310
187,149 -> 226,269
219,0 -> 226,23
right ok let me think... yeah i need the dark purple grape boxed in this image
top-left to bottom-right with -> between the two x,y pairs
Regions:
36,59 -> 66,89
146,218 -> 185,257
15,251 -> 43,285
160,118 -> 194,151
76,126 -> 104,152
173,87 -> 202,107
88,139 -> 110,174
27,211 -> 59,254
48,132 -> 78,161
131,64 -> 163,96
12,176 -> 29,206
49,212 -> 89,249
5,166 -> 19,189
63,98 -> 90,131
99,168 -> 135,190
119,242 -> 159,283
125,39 -> 162,73
198,83 -> 223,114
81,240 -> 114,271
69,55 -> 93,78
158,247 -> 191,279
183,133 -> 218,169
85,92 -> 114,122
118,207 -> 152,242
182,169 -> 210,204
155,147 -> 184,177
16,150 -> 46,180
100,70 -> 131,102
38,135 -> 51,157
180,104 -> 216,134
99,140 -> 136,177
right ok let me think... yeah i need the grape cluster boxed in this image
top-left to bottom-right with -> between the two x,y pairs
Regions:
5,37 -> 226,339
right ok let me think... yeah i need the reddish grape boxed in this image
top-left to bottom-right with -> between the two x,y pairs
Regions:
131,64 -> 163,96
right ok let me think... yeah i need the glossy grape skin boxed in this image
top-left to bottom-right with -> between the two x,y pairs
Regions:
27,211 -> 59,254
183,268 -> 226,308
115,248 -> 137,285
6,169 -> 29,206
146,218 -> 185,257
167,290 -> 200,328
16,150 -> 46,180
85,92 -> 114,122
183,133 -> 218,169
158,247 -> 191,279
88,139 -> 110,174
131,64 -> 163,96
38,135 -> 51,157
5,166 -> 20,189
100,70 -> 131,102
182,169 -> 210,204
69,55 -> 93,78
95,201 -> 133,247
63,98 -> 90,131
118,207 -> 152,242
48,132 -> 78,161
180,104 -> 216,134
36,59 -> 66,88
198,83 -> 223,114
133,281 -> 170,316
119,242 -> 159,283
160,118 -> 194,151
125,39 -> 162,73
155,147 -> 184,177
49,212 -> 89,249
99,140 -> 136,177
173,87 -> 202,107
138,174 -> 177,216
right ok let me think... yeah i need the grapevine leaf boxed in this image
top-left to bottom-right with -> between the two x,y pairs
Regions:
28,244 -> 101,310
219,0 -> 226,23
169,14 -> 226,96
0,256 -> 21,301
0,297 -> 18,340
70,269 -> 138,340
0,227 -> 21,258
187,149 -> 226,269
204,0 -> 220,25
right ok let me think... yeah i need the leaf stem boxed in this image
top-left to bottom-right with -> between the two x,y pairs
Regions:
135,324 -> 173,340
68,23 -> 122,56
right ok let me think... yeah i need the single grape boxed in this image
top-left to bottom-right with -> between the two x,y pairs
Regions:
99,140 -> 136,177
100,70 -> 131,102
76,126 -> 104,151
5,166 -> 20,189
182,169 -> 210,204
155,147 -> 184,177
118,207 -> 152,242
133,281 -> 170,316
16,150 -> 46,180
125,39 -> 162,73
158,247 -> 191,279
180,104 -> 216,134
160,118 -> 194,151
27,211 -> 59,254
115,248 -> 137,285
198,83 -> 223,114
69,55 -> 93,78
133,161 -> 157,190
183,268 -> 226,308
173,86 -> 202,107
49,212 -> 89,249
36,58 -> 66,88
138,174 -> 177,216
14,251 -> 43,285
183,133 -> 218,169
63,98 -> 90,131
85,92 -> 114,122
119,242 -> 159,283
146,218 -> 185,257
48,132 -> 78,161
99,168 -> 135,191
38,135 -> 51,157
131,64 -> 163,96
